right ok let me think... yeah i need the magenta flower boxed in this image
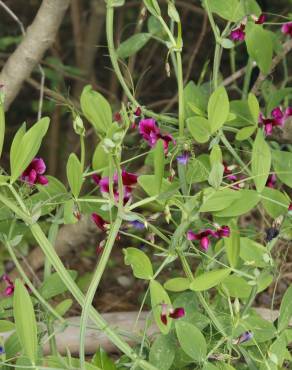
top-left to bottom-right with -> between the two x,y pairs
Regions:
2,274 -> 14,296
230,24 -> 245,41
91,213 -> 109,232
288,203 -> 292,212
266,174 -> 277,188
134,107 -> 142,117
20,158 -> 48,186
160,303 -> 185,325
282,22 -> 292,37
187,225 -> 230,251
139,118 -> 175,153
259,107 -> 292,136
255,14 -> 266,24
93,170 -> 137,204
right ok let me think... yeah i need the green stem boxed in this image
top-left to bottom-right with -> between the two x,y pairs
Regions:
79,216 -> 122,369
178,251 -> 227,337
106,5 -> 177,125
176,52 -> 185,137
242,58 -> 253,99
80,135 -> 85,172
241,284 -> 258,317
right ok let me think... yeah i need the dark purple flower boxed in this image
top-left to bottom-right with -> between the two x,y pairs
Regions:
134,107 -> 142,117
0,346 -> 4,355
91,213 -> 109,232
288,203 -> 292,212
187,225 -> 230,251
114,112 -> 122,123
233,331 -> 253,344
259,107 -> 292,136
266,174 -> 277,188
21,158 -> 48,186
130,220 -> 145,230
230,25 -> 245,41
282,22 -> 292,37
160,303 -> 185,325
177,152 -> 190,165
139,118 -> 175,153
255,14 -> 266,24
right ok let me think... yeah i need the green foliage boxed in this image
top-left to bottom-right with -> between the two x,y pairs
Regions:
123,247 -> 153,279
117,33 -> 152,59
208,86 -> 230,133
251,129 -> 271,192
66,153 -> 83,198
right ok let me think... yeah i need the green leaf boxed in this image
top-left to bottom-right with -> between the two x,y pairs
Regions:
175,321 -> 207,362
208,162 -> 224,189
235,126 -> 256,141
0,320 -> 15,333
123,247 -> 153,280
143,0 -> 161,16
187,117 -> 210,143
13,279 -> 38,364
107,0 -> 125,6
186,155 -> 210,184
92,347 -> 116,370
214,190 -> 260,217
261,187 -> 289,218
207,0 -> 243,21
39,270 -> 78,299
240,237 -> 268,267
0,95 -> 5,159
92,142 -> 108,171
210,145 -> 222,165
200,188 -> 241,212
80,85 -> 112,135
184,81 -> 208,119
167,1 -> 180,22
248,93 -> 260,123
55,299 -> 73,317
10,117 -> 50,183
203,363 -> 220,370
225,220 -> 240,268
190,269 -> 231,291
221,275 -> 252,298
149,334 -> 176,370
138,175 -> 179,205
66,153 -> 83,198
278,285 -> 292,332
164,278 -> 190,292
245,23 -> 273,75
208,86 -> 229,133
117,33 -> 151,59
252,129 -> 271,192
150,280 -> 172,334
272,150 -> 292,188
154,139 -> 165,193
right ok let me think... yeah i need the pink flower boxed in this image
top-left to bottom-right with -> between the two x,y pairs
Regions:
259,107 -> 292,136
282,22 -> 292,37
91,213 -> 109,231
187,225 -> 230,251
288,203 -> 292,212
266,174 -> 277,188
93,170 -> 137,204
160,303 -> 185,325
21,157 -> 48,185
139,118 -> 175,153
230,25 -> 245,41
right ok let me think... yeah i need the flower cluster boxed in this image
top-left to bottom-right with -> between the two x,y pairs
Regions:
139,118 -> 175,153
92,170 -> 138,204
187,225 -> 230,251
259,107 -> 292,136
160,303 -> 185,325
21,157 -> 48,186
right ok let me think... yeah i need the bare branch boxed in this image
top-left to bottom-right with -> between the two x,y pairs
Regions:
0,0 -> 71,110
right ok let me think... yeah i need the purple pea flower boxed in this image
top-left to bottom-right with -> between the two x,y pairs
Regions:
230,24 -> 246,41
187,225 -> 230,251
160,303 -> 185,325
130,220 -> 145,230
233,331 -> 253,344
139,118 -> 175,153
266,174 -> 277,188
259,107 -> 292,136
255,14 -> 266,24
177,152 -> 190,165
282,22 -> 292,37
21,157 -> 48,186
2,274 -> 14,296
92,170 -> 138,204
288,203 -> 292,212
